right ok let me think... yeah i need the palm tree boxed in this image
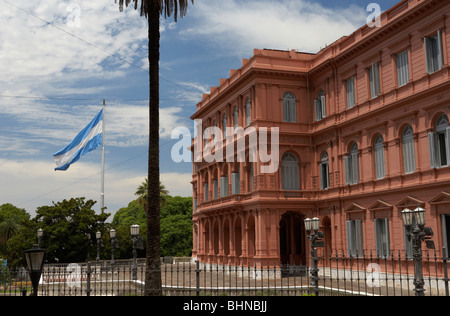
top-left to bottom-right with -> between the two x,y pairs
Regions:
115,0 -> 193,296
0,214 -> 23,241
135,179 -> 170,210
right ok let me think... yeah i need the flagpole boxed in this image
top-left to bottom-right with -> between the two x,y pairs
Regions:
101,99 -> 105,211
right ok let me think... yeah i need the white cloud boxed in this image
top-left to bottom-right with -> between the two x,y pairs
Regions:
182,0 -> 366,56
0,158 -> 192,217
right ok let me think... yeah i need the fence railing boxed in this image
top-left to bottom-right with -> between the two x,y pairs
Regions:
1,251 -> 449,296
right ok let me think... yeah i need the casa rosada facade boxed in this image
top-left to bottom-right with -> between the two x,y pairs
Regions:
190,0 -> 450,268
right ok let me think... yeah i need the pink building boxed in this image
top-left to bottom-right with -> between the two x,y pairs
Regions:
191,0 -> 450,268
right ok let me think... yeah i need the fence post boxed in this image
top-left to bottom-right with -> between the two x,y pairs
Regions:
195,260 -> 200,297
443,247 -> 449,297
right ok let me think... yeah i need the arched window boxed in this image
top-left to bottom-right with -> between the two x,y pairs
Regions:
314,90 -> 326,121
246,98 -> 251,126
345,143 -> 360,185
283,92 -> 297,122
320,151 -> 329,190
281,153 -> 300,191
402,125 -> 416,174
374,135 -> 385,180
429,114 -> 450,168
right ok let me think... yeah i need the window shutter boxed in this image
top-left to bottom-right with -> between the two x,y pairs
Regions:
445,128 -> 450,166
425,36 -> 432,74
204,183 -> 209,201
290,99 -> 296,122
314,99 -> 321,121
370,66 -> 375,98
231,172 -> 240,195
437,30 -> 444,70
325,162 -> 329,189
429,132 -> 438,168
344,156 -> 351,185
373,63 -> 381,96
283,98 -> 288,122
442,215 -> 449,258
347,77 -> 355,108
220,176 -> 228,197
352,154 -> 360,184
355,220 -> 364,257
320,94 -> 326,118
384,218 -> 390,258
346,221 -> 353,257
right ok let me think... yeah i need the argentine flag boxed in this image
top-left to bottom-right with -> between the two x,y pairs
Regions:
53,109 -> 103,171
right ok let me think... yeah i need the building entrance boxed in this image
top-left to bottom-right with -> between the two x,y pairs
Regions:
279,212 -> 306,267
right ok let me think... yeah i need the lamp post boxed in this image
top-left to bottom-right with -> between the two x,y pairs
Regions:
401,205 -> 434,297
37,229 -> 43,248
86,233 -> 92,297
110,229 -> 119,271
96,231 -> 104,263
130,224 -> 144,281
305,217 -> 323,296
24,244 -> 46,296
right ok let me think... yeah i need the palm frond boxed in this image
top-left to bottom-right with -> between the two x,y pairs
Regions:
115,0 -> 194,21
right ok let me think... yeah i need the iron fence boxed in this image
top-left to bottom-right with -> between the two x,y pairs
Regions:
1,251 -> 449,296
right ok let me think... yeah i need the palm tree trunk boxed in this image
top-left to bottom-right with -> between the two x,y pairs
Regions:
145,1 -> 162,296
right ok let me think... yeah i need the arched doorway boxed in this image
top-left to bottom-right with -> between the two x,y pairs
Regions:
279,212 -> 306,266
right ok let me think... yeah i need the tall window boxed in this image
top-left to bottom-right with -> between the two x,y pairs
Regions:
375,218 -> 390,258
374,135 -> 386,180
345,143 -> 360,185
204,173 -> 209,202
231,171 -> 240,194
429,114 -> 450,169
281,153 -> 300,191
320,151 -> 329,190
220,174 -> 229,197
425,30 -> 444,74
346,220 -> 364,257
283,92 -> 297,122
223,114 -> 227,140
396,50 -> 410,87
213,178 -> 218,199
248,163 -> 254,192
402,125 -> 416,174
314,90 -> 326,121
369,62 -> 381,99
246,98 -> 251,126
234,106 -> 238,130
346,77 -> 356,109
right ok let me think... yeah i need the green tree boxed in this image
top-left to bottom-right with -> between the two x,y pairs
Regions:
34,198 -> 110,263
115,0 -> 194,296
0,204 -> 30,241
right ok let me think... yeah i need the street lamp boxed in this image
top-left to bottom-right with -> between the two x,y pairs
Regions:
131,224 -> 144,281
110,229 -> 119,271
304,217 -> 324,296
24,244 -> 46,296
96,231 -> 104,263
37,229 -> 43,248
401,204 -> 434,296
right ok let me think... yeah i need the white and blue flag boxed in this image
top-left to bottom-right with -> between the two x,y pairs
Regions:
53,109 -> 103,171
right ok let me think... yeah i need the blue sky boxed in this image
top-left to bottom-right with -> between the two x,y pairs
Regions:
0,0 -> 400,217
